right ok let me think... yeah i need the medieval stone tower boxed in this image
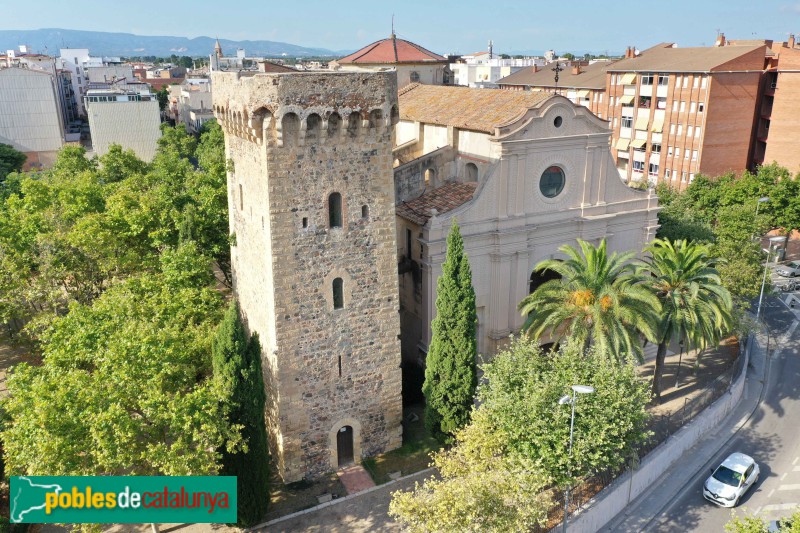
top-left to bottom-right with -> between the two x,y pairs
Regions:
211,70 -> 403,482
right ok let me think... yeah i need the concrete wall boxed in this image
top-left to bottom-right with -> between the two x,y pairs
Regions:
86,98 -> 161,161
212,70 -> 403,482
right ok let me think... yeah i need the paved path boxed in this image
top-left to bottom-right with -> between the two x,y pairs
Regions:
337,465 -> 376,494
255,469 -> 431,533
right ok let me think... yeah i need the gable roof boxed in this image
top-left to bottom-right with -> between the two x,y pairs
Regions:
396,181 -> 478,225
496,61 -> 615,89
398,83 -> 551,133
607,44 -> 766,72
338,35 -> 446,64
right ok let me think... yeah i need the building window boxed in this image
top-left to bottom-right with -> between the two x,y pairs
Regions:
651,143 -> 662,153
676,75 -> 682,87
406,228 -> 412,257
410,71 -> 420,83
539,166 -> 566,198
361,205 -> 369,219
641,73 -> 654,85
611,74 -> 616,85
677,124 -> 683,135
675,147 -> 681,158
648,163 -> 659,176
693,76 -> 700,88
689,173 -> 695,182
695,127 -> 700,138
701,76 -> 707,89
633,160 -> 645,172
333,278 -> 344,309
698,102 -> 705,113
670,124 -> 676,134
613,117 -> 618,128
667,146 -> 674,156
666,169 -> 672,179
682,77 -> 688,89
658,74 -> 669,86
672,100 -> 678,112
302,217 -> 308,228
239,184 -> 243,210
680,101 -> 686,112
688,125 -> 694,137
328,192 -> 342,228
639,96 -> 652,108
657,97 -> 667,109
682,171 -> 688,182
690,101 -> 697,113
692,150 -> 698,161
465,162 -> 478,182
685,149 -> 690,160
621,116 -> 633,129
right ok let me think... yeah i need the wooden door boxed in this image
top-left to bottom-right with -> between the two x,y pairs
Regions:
337,426 -> 354,467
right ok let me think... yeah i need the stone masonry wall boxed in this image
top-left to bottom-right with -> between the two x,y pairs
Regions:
212,71 -> 403,482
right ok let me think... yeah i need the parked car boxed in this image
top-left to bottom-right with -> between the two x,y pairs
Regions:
777,261 -> 800,277
768,518 -> 793,532
703,452 -> 759,507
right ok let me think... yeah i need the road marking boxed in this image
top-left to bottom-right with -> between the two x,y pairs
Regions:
795,457 -> 799,466
778,484 -> 800,491
793,466 -> 800,471
769,489 -> 776,497
755,505 -> 762,515
760,503 -> 799,513
782,473 -> 788,480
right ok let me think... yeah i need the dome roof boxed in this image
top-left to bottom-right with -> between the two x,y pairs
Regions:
337,35 -> 446,65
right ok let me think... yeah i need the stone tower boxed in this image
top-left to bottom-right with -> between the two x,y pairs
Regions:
211,71 -> 403,482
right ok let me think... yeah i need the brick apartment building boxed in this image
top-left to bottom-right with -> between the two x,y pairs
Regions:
761,36 -> 800,175
604,41 -> 766,187
496,61 -> 614,118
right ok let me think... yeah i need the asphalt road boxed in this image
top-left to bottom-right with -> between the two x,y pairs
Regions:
645,294 -> 800,531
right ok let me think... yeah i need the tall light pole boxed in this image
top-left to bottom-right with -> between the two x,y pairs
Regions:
756,236 -> 785,321
558,384 -> 595,533
755,196 -> 770,218
674,337 -> 685,388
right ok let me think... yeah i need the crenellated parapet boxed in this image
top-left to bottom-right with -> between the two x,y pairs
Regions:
211,71 -> 399,148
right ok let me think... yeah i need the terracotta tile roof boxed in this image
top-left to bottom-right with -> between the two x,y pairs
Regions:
396,181 -> 478,225
338,35 -> 445,64
607,44 -> 766,72
258,61 -> 297,73
496,60 -> 615,89
398,83 -> 551,133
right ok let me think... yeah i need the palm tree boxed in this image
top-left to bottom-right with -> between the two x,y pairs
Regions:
644,238 -> 733,401
518,239 -> 660,363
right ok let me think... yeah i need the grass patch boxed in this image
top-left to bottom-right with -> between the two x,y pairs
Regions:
362,405 -> 442,485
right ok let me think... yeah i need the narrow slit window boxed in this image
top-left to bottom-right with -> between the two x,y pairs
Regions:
302,217 -> 308,228
333,277 -> 344,309
361,205 -> 369,219
239,184 -> 243,210
329,192 -> 342,228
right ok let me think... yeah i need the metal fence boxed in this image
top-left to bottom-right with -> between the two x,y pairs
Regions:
535,340 -> 747,532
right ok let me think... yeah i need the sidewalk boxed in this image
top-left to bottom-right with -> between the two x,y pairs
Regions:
602,329 -> 769,532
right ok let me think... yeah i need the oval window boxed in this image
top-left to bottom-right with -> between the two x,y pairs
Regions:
540,166 -> 565,198
554,116 -> 563,128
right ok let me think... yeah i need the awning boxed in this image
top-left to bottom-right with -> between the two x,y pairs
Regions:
631,138 -> 647,149
615,138 -> 630,150
620,94 -> 635,105
634,116 -> 649,130
650,118 -> 664,132
619,72 -> 637,85
577,89 -> 590,98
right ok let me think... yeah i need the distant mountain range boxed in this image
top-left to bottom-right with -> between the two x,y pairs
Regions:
0,28 -> 348,58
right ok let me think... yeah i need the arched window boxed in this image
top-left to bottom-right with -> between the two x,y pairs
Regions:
424,168 -> 435,186
465,162 -> 478,182
333,277 -> 344,309
329,192 -> 342,228
282,112 -> 300,146
361,205 -> 369,219
369,109 -> 383,130
306,113 -> 322,141
328,112 -> 342,138
347,112 -> 360,138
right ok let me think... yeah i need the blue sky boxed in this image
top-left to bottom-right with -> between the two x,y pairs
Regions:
4,0 -> 799,54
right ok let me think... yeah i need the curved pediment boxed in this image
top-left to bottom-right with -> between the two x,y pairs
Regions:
494,95 -> 610,142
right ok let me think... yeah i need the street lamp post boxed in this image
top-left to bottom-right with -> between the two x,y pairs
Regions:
756,236 -> 785,321
755,196 -> 770,218
558,384 -> 595,533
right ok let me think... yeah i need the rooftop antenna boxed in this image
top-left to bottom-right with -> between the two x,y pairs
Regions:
391,14 -> 395,37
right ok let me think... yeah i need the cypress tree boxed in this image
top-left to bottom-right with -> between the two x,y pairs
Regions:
212,301 -> 270,527
422,220 -> 478,442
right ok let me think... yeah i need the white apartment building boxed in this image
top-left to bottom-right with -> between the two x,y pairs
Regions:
59,49 -> 124,116
85,88 -> 161,161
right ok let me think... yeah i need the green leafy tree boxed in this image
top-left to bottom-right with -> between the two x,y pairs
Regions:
1,243 -> 239,476
518,239 -> 660,363
643,239 -> 733,400
391,337 -> 651,531
423,220 -> 478,442
212,301 -> 270,526
726,507 -> 800,532
389,409 -> 553,533
0,143 -> 26,182
156,87 -> 169,112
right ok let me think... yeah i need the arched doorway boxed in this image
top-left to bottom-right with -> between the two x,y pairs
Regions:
337,426 -> 354,467
529,268 -> 561,294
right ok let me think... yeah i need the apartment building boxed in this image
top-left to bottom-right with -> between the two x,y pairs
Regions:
762,36 -> 800,174
85,87 -> 161,161
605,43 -> 766,187
496,61 -> 614,118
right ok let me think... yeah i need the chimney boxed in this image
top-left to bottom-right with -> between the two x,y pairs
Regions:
533,65 -> 539,73
488,39 -> 493,59
572,64 -> 581,75
789,34 -> 796,49
715,33 -> 726,47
